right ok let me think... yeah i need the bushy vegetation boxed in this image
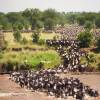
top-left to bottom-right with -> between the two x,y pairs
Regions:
0,50 -> 62,71
20,37 -> 28,44
13,30 -> 22,42
77,29 -> 93,47
38,39 -> 45,45
85,20 -> 93,30
31,31 -> 40,43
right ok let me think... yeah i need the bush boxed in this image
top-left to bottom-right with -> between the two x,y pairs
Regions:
20,37 -> 28,44
90,57 -> 94,63
6,60 -> 14,71
0,53 -> 4,59
13,30 -> 22,42
2,40 -> 8,50
38,39 -> 46,45
85,20 -> 93,30
53,35 -> 57,41
44,18 -> 55,30
36,21 -> 43,29
77,29 -> 93,47
31,31 -> 40,43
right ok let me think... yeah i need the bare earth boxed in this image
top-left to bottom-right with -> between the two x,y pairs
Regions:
0,74 -> 100,100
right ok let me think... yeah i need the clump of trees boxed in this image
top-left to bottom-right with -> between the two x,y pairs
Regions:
0,9 -> 100,31
77,29 -> 93,47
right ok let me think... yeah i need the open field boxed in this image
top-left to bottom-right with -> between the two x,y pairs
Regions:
4,32 -> 60,48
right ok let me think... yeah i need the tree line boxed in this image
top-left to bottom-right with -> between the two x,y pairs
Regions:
0,8 -> 100,31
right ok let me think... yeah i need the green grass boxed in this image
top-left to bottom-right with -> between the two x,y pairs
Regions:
4,32 -> 60,48
0,50 -> 62,71
88,52 -> 100,71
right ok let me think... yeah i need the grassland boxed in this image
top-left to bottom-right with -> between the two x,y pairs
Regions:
4,32 -> 60,48
80,52 -> 100,71
0,50 -> 62,71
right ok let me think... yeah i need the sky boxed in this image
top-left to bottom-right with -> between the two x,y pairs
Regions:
0,0 -> 100,14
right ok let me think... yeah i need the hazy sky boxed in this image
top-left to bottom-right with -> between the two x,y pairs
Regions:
0,0 -> 100,14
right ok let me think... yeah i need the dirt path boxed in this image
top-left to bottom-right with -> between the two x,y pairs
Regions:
0,74 -> 100,100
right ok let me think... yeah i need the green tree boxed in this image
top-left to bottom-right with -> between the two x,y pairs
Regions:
70,14 -> 77,24
77,16 -> 85,26
6,12 -> 22,25
13,30 -> 22,42
0,15 -> 12,30
44,18 -> 55,30
85,20 -> 93,30
36,20 -> 43,29
18,23 -> 23,30
95,16 -> 100,27
22,8 -> 42,30
12,24 -> 18,31
31,30 -> 40,43
42,8 -> 57,21
77,29 -> 93,47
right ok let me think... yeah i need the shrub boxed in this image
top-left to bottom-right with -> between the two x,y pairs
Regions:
77,29 -> 93,47
44,18 -> 55,30
53,36 -> 57,41
90,57 -> 94,63
2,40 -> 8,50
85,20 -> 93,30
6,60 -> 14,71
36,21 -> 43,29
0,53 -> 4,59
31,31 -> 40,43
13,30 -> 22,42
20,37 -> 28,44
38,39 -> 46,45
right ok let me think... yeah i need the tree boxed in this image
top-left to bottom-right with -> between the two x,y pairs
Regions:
13,30 -> 22,42
31,30 -> 40,43
22,8 -> 42,30
44,18 -> 55,30
95,16 -> 100,27
77,16 -> 85,26
70,14 -> 77,24
77,29 -> 93,47
36,20 -> 43,29
85,12 -> 97,23
18,23 -> 23,30
12,24 -> 18,31
42,8 -> 57,21
85,20 -> 93,30
0,15 -> 12,30
6,12 -> 22,25
25,24 -> 29,30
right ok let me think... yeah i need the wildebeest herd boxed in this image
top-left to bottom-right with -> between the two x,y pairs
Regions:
9,38 -> 99,100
